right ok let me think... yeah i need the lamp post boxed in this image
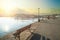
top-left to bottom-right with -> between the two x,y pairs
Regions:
38,8 -> 40,22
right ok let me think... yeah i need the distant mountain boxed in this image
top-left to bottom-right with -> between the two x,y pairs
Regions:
12,8 -> 35,19
12,8 -> 32,14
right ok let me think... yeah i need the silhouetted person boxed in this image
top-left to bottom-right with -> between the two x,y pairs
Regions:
47,16 -> 50,19
38,19 -> 40,22
47,38 -> 50,40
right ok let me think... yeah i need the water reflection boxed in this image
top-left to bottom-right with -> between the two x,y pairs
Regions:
0,17 -> 38,38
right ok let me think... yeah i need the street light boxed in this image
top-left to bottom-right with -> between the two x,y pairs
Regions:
38,8 -> 40,22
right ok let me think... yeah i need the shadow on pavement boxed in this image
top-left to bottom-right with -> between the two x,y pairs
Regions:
26,33 -> 50,40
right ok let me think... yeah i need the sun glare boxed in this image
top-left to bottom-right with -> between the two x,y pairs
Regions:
1,0 -> 17,16
2,24 -> 10,32
4,25 -> 10,32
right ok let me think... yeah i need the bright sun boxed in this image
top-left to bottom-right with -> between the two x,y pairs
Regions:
1,0 -> 17,16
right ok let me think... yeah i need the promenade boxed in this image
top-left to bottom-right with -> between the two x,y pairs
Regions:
0,18 -> 60,40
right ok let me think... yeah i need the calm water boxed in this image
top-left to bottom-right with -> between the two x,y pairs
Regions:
0,17 -> 38,38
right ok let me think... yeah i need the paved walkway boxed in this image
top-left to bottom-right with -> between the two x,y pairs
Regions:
30,18 -> 60,40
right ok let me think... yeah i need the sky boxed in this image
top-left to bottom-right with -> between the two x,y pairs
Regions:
0,0 -> 60,15
13,0 -> 60,8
